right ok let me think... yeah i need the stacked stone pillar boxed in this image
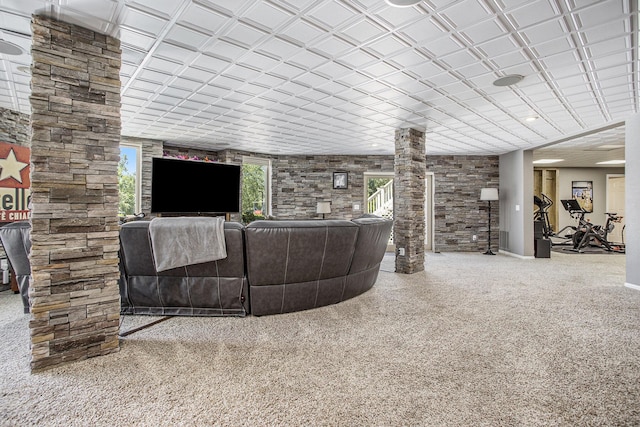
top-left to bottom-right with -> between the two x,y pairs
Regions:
394,128 -> 426,274
28,15 -> 121,370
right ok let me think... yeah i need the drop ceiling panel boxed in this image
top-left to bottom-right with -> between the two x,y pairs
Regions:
178,2 -> 229,33
307,2 -> 359,29
507,0 -> 557,28
243,2 -> 294,31
0,0 -> 636,157
442,0 -> 491,28
165,24 -> 211,49
120,6 -> 168,36
400,18 -> 448,44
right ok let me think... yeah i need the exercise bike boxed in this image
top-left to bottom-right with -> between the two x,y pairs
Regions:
571,212 -> 625,253
560,199 -> 624,253
550,199 -> 584,246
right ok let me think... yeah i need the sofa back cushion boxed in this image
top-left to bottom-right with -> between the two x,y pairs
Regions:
119,220 -> 245,277
349,216 -> 393,274
245,220 -> 359,286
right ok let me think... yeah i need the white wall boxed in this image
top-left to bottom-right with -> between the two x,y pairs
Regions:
625,114 -> 640,288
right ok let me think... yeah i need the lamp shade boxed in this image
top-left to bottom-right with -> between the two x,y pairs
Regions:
316,201 -> 331,214
480,188 -> 499,201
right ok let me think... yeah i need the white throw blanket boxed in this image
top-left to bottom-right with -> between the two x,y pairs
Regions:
149,216 -> 227,272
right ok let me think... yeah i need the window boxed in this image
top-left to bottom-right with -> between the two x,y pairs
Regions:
241,156 -> 271,222
118,144 -> 141,216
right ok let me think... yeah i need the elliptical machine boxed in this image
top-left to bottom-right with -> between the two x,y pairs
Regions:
533,193 -> 554,238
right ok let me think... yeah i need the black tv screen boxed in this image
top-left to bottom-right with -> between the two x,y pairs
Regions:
151,157 -> 240,214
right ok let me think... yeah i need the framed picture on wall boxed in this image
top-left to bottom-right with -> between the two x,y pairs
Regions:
333,172 -> 348,189
572,180 -> 593,213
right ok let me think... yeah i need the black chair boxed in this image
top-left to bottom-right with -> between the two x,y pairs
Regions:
0,221 -> 31,313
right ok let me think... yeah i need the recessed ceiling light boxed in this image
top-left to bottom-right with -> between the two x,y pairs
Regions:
493,74 -> 524,87
596,160 -> 625,165
525,116 -> 539,122
385,0 -> 421,7
533,159 -> 564,164
0,40 -> 24,56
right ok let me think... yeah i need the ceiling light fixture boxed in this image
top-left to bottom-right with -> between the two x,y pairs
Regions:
525,116 -> 539,122
493,74 -> 524,87
385,0 -> 422,7
532,159 -> 564,164
596,160 -> 625,165
0,40 -> 24,56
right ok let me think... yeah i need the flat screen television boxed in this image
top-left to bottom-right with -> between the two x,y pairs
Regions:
151,157 -> 240,214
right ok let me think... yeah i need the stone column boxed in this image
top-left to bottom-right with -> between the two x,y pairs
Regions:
29,15 -> 121,371
394,128 -> 426,274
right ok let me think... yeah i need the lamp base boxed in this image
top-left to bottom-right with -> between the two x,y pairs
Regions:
483,249 -> 496,255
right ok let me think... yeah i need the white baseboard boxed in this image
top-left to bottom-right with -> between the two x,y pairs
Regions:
500,250 -> 535,260
624,282 -> 640,291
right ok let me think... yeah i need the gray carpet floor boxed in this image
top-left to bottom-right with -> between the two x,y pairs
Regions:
1,251 -> 638,426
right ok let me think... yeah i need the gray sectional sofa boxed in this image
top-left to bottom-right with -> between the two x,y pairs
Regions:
0,216 -> 393,317
119,216 -> 393,316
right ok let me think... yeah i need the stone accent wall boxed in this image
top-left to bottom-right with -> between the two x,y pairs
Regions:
426,155 -> 499,252
134,146 -> 498,252
156,148 -> 499,253
218,150 -> 395,221
271,155 -> 394,220
394,129 -> 426,274
29,15 -> 121,371
0,106 -> 31,145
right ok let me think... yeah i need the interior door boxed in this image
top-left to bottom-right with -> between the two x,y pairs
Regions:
606,174 -> 625,244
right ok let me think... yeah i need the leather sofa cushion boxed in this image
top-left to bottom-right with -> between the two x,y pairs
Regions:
349,216 -> 393,274
119,220 -> 245,278
245,220 -> 359,287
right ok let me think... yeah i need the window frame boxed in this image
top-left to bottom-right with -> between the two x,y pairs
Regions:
119,142 -> 142,214
242,155 -> 272,217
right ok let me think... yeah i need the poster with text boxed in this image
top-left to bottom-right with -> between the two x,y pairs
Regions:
0,141 -> 31,222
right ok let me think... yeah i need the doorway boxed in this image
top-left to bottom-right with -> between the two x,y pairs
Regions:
606,174 -> 625,244
364,172 -> 394,250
